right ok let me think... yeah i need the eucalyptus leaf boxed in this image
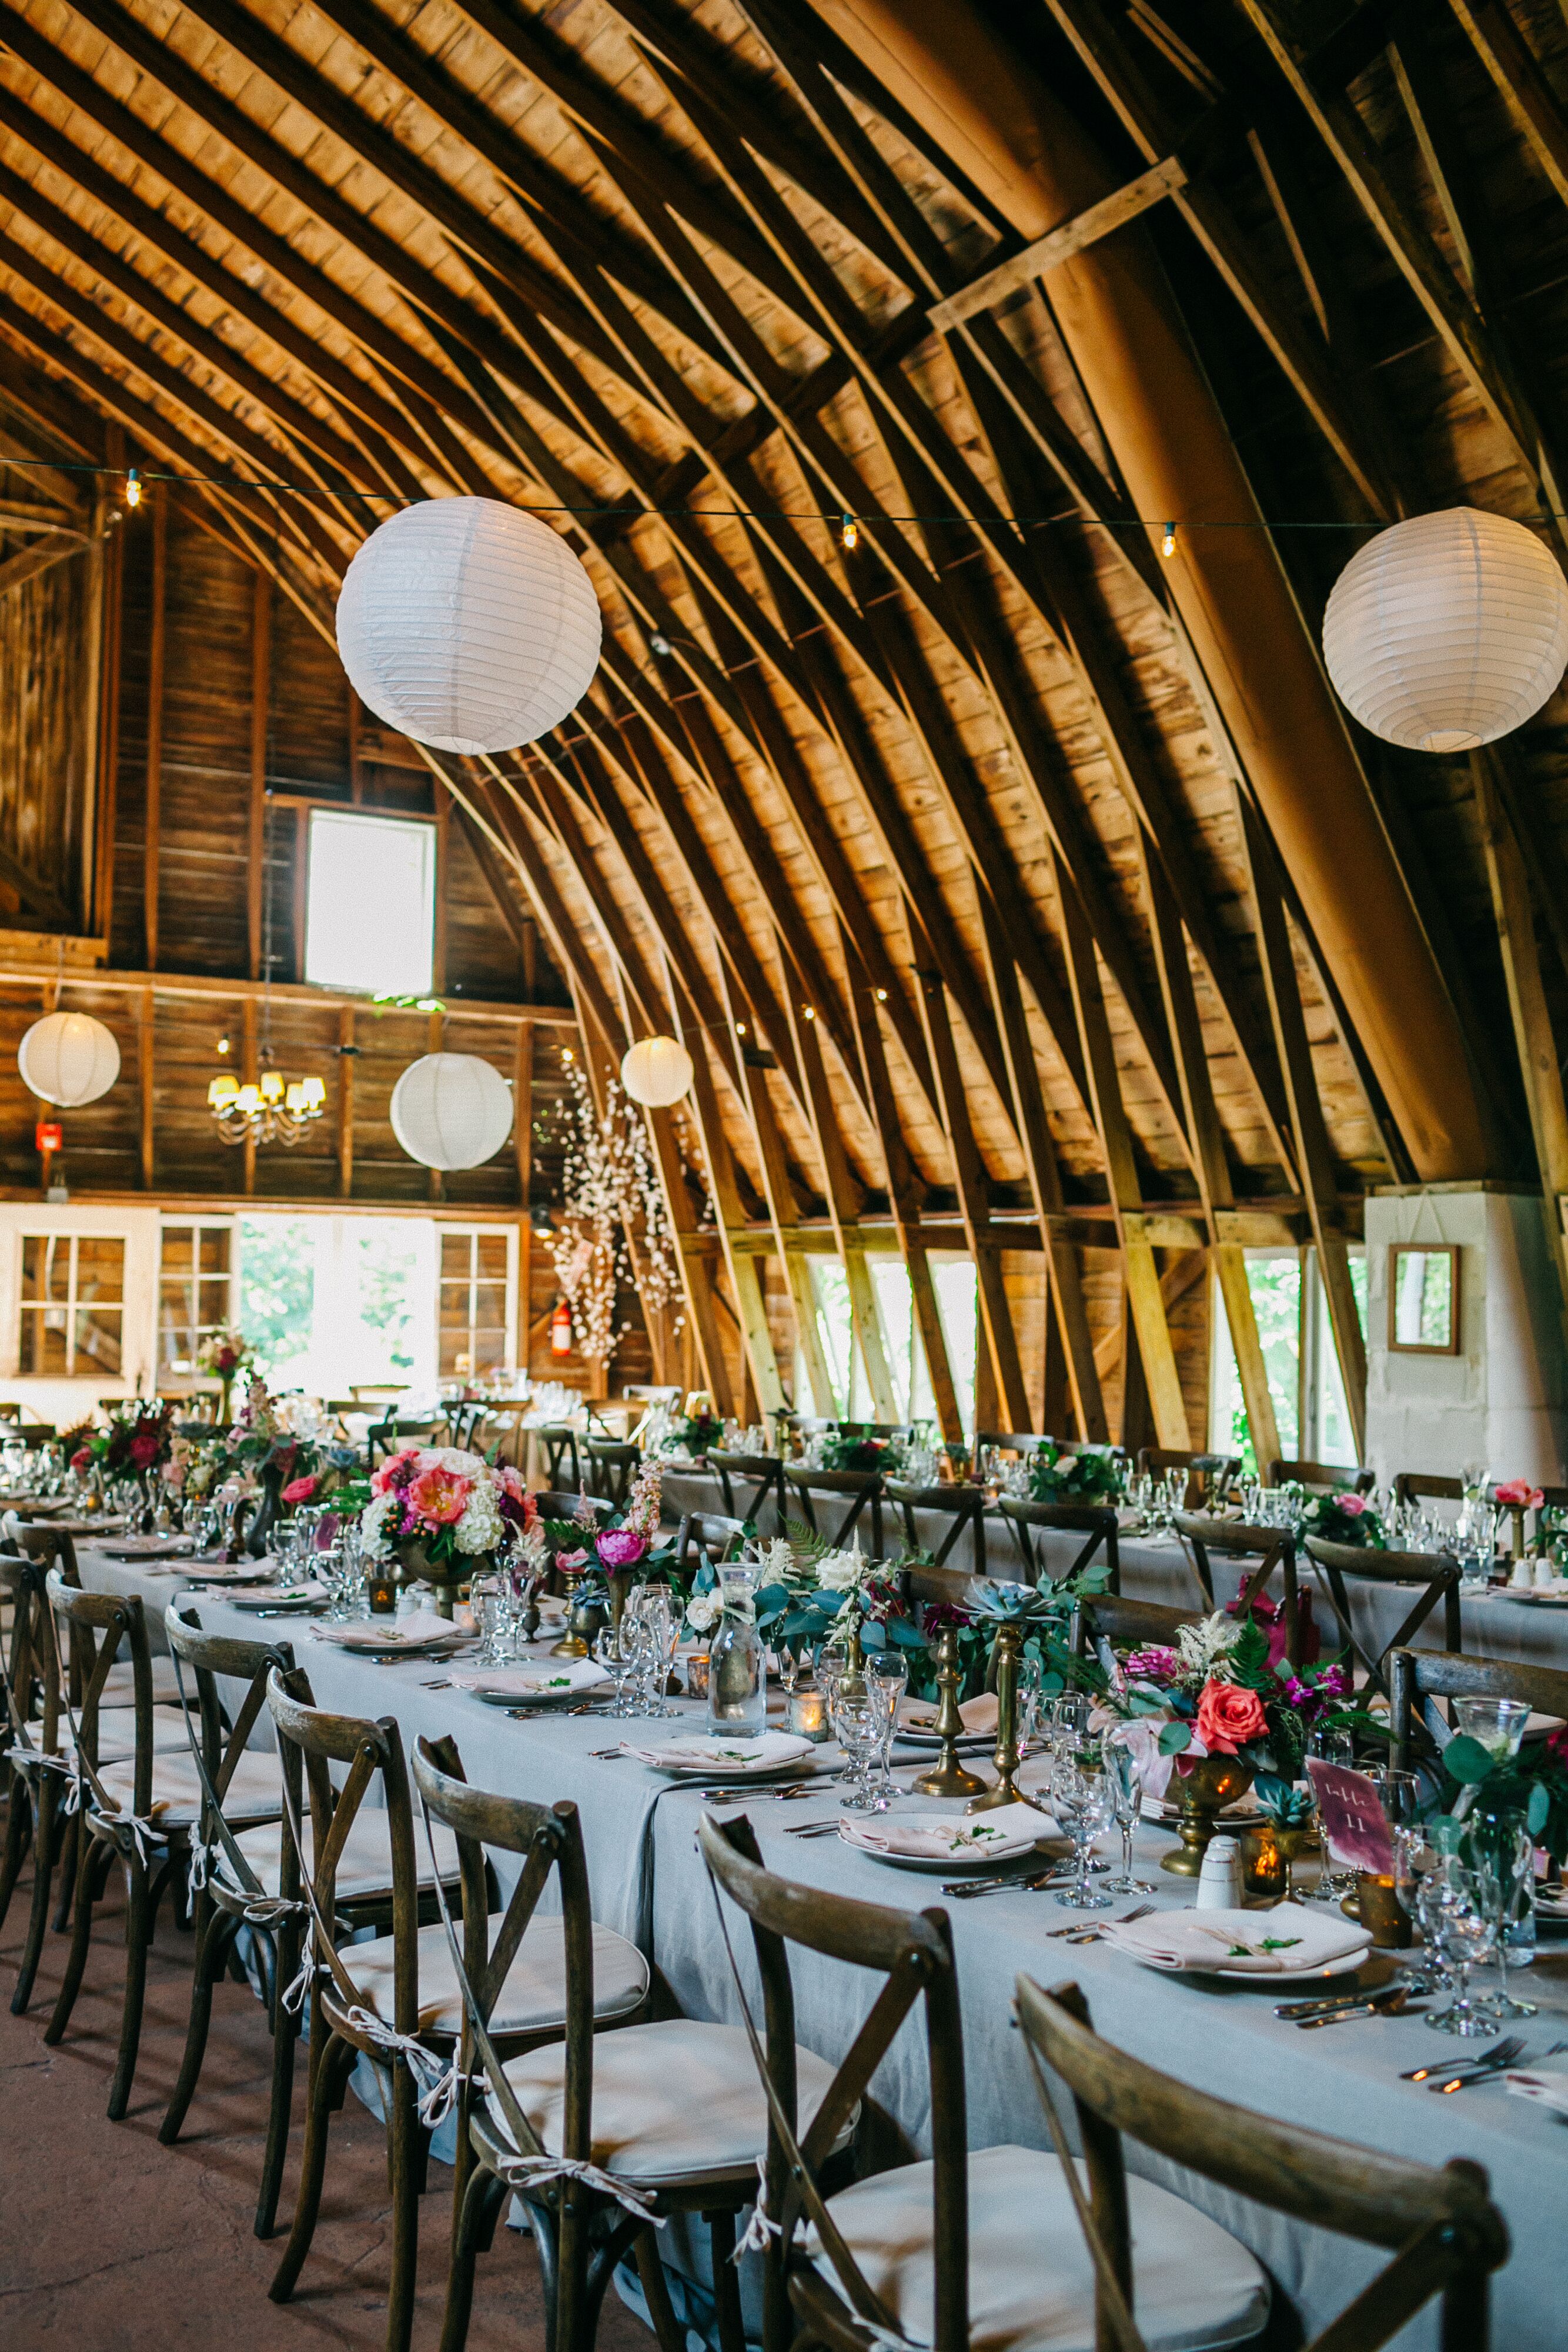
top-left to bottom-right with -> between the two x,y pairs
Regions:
1529,1780 -> 1552,1837
1157,1720 -> 1192,1756
1443,1733 -> 1498,1787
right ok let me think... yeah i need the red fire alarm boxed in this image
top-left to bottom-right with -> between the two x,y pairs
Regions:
549,1297 -> 573,1357
35,1121 -> 62,1154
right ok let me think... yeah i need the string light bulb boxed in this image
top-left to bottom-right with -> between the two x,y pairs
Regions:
802,1004 -> 816,1021
840,512 -> 858,553
125,467 -> 141,510
1161,520 -> 1175,558
561,1047 -> 574,1063
875,988 -> 887,1001
736,1021 -> 747,1035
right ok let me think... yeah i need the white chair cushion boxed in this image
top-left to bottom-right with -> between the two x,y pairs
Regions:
93,1748 -> 282,1830
39,1706 -> 190,1768
805,2143 -> 1269,2352
215,1810 -> 463,1904
103,1657 -> 182,1706
498,2017 -> 844,2189
342,1914 -> 648,2039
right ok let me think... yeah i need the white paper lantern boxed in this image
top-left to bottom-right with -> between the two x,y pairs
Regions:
336,497 -> 601,756
621,1035 -> 694,1108
1323,506 -> 1568,752
18,1010 -> 120,1107
390,1053 -> 513,1170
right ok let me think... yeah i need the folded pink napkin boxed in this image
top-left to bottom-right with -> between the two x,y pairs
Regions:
839,1802 -> 1055,1860
1104,1901 -> 1370,1975
449,1660 -> 607,1696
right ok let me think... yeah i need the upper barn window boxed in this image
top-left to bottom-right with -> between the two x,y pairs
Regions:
303,810 -> 436,998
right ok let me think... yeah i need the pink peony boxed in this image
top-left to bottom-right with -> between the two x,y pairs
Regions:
1195,1679 -> 1268,1755
371,1446 -> 422,1497
71,1447 -> 91,1471
129,1429 -> 161,1469
1495,1479 -> 1545,1511
282,1474 -> 319,1505
1336,1492 -> 1367,1516
597,1528 -> 649,1569
408,1465 -> 472,1526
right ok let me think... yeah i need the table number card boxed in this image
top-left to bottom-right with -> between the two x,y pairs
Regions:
1306,1759 -> 1396,1873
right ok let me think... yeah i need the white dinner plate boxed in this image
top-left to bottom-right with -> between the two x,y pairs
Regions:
838,1809 -> 1052,1873
228,1586 -> 327,1612
623,1732 -> 815,1780
1493,1588 -> 1568,1608
472,1683 -> 584,1709
1210,1946 -> 1368,1986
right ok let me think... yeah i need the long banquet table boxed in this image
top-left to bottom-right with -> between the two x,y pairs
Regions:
73,1539 -> 1568,2351
664,1469 -> 1568,1675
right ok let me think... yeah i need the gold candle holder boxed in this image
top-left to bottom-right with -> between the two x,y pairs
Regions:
967,1620 -> 1022,1813
550,1562 -> 589,1656
912,1623 -> 987,1800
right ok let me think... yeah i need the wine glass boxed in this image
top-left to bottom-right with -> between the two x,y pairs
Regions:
594,1625 -> 635,1717
1474,1823 -> 1538,2020
865,1651 -> 908,1800
1300,1726 -> 1358,1904
1422,1859 -> 1500,2037
1050,1763 -> 1115,1910
1102,1739 -> 1155,1894
831,1691 -> 885,1812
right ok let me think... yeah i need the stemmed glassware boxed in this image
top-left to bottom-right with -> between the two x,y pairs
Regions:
1300,1726 -> 1359,1904
830,1688 -> 887,1812
593,1625 -> 637,1716
626,1586 -> 678,1717
1102,1740 -> 1155,1894
1422,1857 -> 1499,2037
865,1651 -> 908,1804
1476,1823 -> 1538,2020
1049,1762 -> 1115,1909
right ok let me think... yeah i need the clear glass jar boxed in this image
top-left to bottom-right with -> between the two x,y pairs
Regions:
707,1565 -> 765,1737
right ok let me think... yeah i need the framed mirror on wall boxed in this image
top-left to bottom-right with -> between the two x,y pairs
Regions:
1388,1243 -> 1461,1355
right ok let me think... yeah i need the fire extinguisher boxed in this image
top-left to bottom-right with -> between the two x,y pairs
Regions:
550,1297 -> 573,1357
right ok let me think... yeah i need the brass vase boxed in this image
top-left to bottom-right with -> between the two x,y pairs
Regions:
1161,1752 -> 1255,1877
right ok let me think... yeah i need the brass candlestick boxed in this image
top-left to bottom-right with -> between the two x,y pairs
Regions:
912,1623 -> 987,1799
967,1619 -> 1022,1813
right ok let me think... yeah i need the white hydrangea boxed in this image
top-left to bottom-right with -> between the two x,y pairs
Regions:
454,1479 -> 504,1555
360,1490 -> 399,1556
816,1534 -> 870,1593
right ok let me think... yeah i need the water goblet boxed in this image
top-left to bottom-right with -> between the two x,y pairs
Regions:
1300,1726 -> 1359,1903
831,1692 -> 886,1812
1050,1763 -> 1115,1909
1422,1859 -> 1500,2037
1474,1823 -> 1538,2020
1101,1739 -> 1155,1894
594,1625 -> 634,1717
865,1651 -> 908,1798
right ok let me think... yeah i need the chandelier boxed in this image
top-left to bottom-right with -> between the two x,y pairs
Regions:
208,1065 -> 326,1147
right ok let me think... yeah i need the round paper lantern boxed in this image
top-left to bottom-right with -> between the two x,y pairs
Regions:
1323,507 -> 1568,753
621,1035 -> 694,1107
390,1053 -> 513,1170
18,1010 -> 120,1107
335,496 -> 601,756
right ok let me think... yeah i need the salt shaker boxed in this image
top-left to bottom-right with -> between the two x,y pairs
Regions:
1196,1833 -> 1244,1911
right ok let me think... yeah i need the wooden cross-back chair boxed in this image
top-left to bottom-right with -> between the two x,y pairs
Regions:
265,1676 -> 648,2352
1302,1537 -> 1462,1709
441,1399 -> 489,1451
1069,1590 -> 1206,1675
0,1550 -> 80,2013
41,1571 -> 282,2120
673,1509 -> 747,1578
1014,1973 -> 1506,2351
708,1446 -> 788,1530
415,1736 -> 834,2352
699,1812 -> 1271,2352
1389,1646 -> 1568,1777
536,1422 -> 584,1489
1175,1514 -> 1306,1669
1138,1446 -> 1240,1508
885,1478 -> 989,1573
1392,1471 -> 1463,1507
584,1438 -> 641,1509
368,1414 -> 442,1466
973,1428 -> 1045,1455
15,1518 -> 182,1706
997,1497 -> 1118,1591
1271,1458 -> 1375,1495
784,1465 -> 886,1555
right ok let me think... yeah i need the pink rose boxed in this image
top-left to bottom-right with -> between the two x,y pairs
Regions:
408,1465 -> 472,1526
1194,1680 -> 1268,1755
554,1546 -> 590,1571
129,1430 -> 160,1469
597,1528 -> 648,1569
71,1447 -> 91,1471
1495,1479 -> 1545,1510
498,1463 -> 527,1502
282,1474 -> 319,1505
1336,1492 -> 1366,1516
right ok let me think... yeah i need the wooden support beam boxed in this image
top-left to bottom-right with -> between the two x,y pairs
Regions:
337,1004 -> 355,1201
143,489 -> 166,973
91,429 -> 125,948
975,890 -> 1108,1442
433,779 -> 449,996
790,998 -> 898,1420
1474,747 -> 1568,1347
514,1020 -> 534,1211
928,154 -> 1188,328
1235,793 -> 1366,1456
1447,0 -> 1568,213
1055,866 -> 1191,1449
916,970 -> 1032,1432
138,986 -> 153,1191
248,570 -> 270,983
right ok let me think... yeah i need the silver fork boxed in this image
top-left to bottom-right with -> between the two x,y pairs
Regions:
1047,1903 -> 1156,1943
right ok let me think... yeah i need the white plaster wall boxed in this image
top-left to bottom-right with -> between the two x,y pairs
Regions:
1364,1189 -> 1567,1487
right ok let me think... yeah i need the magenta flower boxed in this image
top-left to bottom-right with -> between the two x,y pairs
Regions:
597,1528 -> 649,1569
1124,1645 -> 1180,1683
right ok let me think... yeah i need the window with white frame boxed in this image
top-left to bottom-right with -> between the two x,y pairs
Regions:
803,1252 -> 977,1429
437,1227 -> 516,1381
158,1220 -> 235,1383
19,1234 -> 126,1377
304,809 -> 436,998
1211,1245 -> 1366,1471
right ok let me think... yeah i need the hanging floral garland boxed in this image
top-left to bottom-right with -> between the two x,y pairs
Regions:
550,1062 -> 684,1363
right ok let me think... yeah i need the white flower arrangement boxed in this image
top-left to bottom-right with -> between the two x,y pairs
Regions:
1175,1611 -> 1244,1685
815,1534 -> 874,1593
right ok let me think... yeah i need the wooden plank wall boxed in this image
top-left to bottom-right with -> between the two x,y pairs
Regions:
0,527 -> 93,927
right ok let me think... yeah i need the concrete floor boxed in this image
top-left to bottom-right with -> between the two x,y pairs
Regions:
0,1852 -> 654,2352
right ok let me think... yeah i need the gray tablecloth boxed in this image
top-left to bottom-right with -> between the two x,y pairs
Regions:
75,1543 -> 1568,2350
